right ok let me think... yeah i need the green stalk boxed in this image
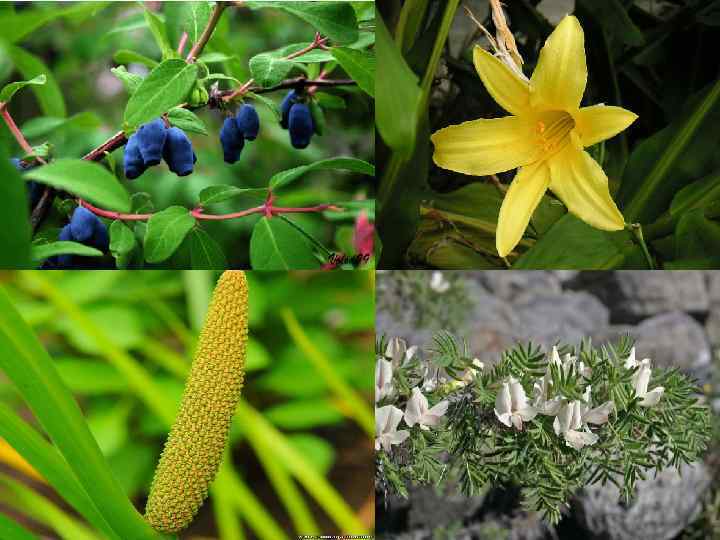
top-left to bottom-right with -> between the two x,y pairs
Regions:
623,76 -> 720,222
0,512 -> 39,540
182,270 -> 213,333
280,309 -> 374,437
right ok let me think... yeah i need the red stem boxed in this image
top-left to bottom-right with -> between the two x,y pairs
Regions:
177,32 -> 188,56
1,104 -> 45,161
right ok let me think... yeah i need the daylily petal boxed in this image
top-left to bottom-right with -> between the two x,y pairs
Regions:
564,428 -> 598,450
574,105 -> 638,147
529,16 -> 587,111
548,144 -> 626,231
639,386 -> 664,407
431,116 -> 543,177
496,161 -> 551,257
473,46 -> 531,116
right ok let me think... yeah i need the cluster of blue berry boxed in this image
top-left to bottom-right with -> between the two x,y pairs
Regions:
124,118 -> 196,179
280,90 -> 316,149
219,103 -> 260,164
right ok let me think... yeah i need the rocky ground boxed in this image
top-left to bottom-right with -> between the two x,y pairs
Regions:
376,271 -> 720,540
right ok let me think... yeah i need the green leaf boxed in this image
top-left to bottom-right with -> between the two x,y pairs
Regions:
0,288 -> 159,540
286,434 -> 335,475
31,241 -> 103,262
123,59 -> 198,128
0,145 -> 32,268
265,398 -> 343,429
198,52 -> 236,63
167,107 -> 208,135
0,512 -> 38,540
246,92 -> 280,120
513,214 -> 641,269
578,0 -> 644,47
188,228 -> 227,268
675,208 -> 720,260
109,220 -> 137,269
315,92 -> 345,109
20,112 -> 102,139
165,1 -> 213,50
205,73 -> 242,85
198,185 -> 267,206
0,404 -> 120,540
24,159 -> 131,212
110,66 -> 143,95
621,78 -> 720,223
249,52 -> 295,87
247,1 -> 358,43
270,157 -> 375,190
144,8 -> 174,59
54,359 -> 126,395
0,2 -> 110,44
7,46 -> 66,117
331,47 -> 374,97
112,49 -> 158,69
143,205 -> 196,263
376,15 -> 420,157
670,169 -> 720,219
250,217 -> 318,270
0,74 -> 46,103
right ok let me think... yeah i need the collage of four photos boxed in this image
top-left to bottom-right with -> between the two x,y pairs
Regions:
1,0 -> 720,539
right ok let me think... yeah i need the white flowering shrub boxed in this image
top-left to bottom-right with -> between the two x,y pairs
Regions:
375,333 -> 711,524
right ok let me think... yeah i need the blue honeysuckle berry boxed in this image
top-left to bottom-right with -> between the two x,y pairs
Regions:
136,118 -> 168,166
10,157 -> 43,207
69,206 -> 100,242
236,104 -> 259,140
56,224 -> 74,267
163,127 -> 195,177
280,90 -> 299,129
124,133 -> 146,180
288,103 -> 314,149
219,116 -> 244,164
10,157 -> 22,170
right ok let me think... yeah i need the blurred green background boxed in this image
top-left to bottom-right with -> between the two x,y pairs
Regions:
0,1 -> 374,267
0,270 -> 374,539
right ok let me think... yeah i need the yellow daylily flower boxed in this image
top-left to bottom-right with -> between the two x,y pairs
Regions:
431,15 -> 638,257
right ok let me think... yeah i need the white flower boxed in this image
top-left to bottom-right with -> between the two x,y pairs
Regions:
495,378 -> 537,430
552,397 -> 614,450
375,405 -> 409,452
404,387 -> 449,430
429,271 -> 450,293
385,337 -> 417,367
532,348 -> 563,415
375,357 -> 393,403
624,347 -> 638,369
632,359 -> 664,407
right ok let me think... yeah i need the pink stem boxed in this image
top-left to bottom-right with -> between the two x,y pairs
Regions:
0,104 -> 44,161
177,32 -> 188,56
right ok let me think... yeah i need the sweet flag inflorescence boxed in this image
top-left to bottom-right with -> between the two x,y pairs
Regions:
124,118 -> 196,179
431,16 -> 638,257
375,334 -> 710,524
145,271 -> 249,534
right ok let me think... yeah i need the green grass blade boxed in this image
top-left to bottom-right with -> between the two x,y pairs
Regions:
247,428 -> 319,534
281,309 -> 373,437
0,474 -> 99,540
623,77 -> 720,223
0,512 -> 39,540
0,286 -> 162,540
0,404 -> 120,540
236,399 -> 369,535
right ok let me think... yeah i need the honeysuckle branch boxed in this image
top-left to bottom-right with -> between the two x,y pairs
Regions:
185,1 -> 227,63
222,32 -> 330,101
78,193 -> 343,222
177,31 -> 188,56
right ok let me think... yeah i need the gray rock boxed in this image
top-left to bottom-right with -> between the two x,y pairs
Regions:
567,271 -> 709,321
633,311 -> 712,382
475,272 -> 562,302
706,272 -> 720,305
574,461 -> 710,540
407,486 -> 485,531
467,291 -> 521,364
705,308 -> 720,347
510,292 -> 610,349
